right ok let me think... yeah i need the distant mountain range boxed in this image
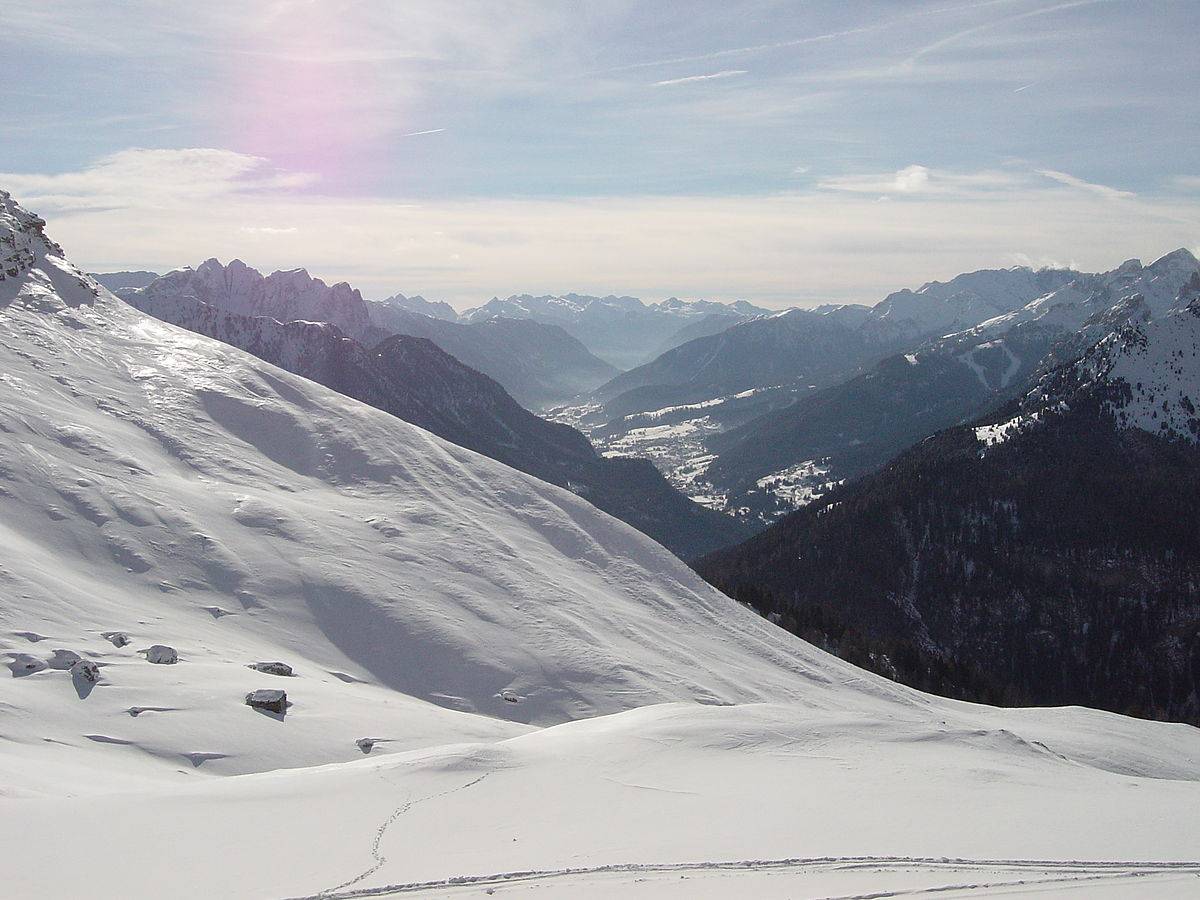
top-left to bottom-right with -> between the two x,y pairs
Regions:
90,270 -> 159,292
700,274 -> 1200,723
375,291 -> 460,322
123,261 -> 617,410
705,251 -> 1199,519
124,270 -> 749,559
563,265 -> 1083,520
462,293 -> 771,369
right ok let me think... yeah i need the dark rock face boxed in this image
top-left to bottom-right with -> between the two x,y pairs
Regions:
249,661 -> 294,677
245,689 -> 287,714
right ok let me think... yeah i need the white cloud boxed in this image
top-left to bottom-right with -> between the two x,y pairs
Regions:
654,70 -> 748,87
0,148 -> 315,212
402,129 -> 446,137
820,165 -> 1022,197
892,164 -> 930,193
1036,168 -> 1134,200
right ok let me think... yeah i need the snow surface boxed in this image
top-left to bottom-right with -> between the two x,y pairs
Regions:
2,190 -> 1200,897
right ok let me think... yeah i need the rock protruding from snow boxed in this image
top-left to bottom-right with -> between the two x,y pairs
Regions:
245,689 -> 287,714
102,631 -> 131,648
7,653 -> 47,677
48,649 -> 83,670
143,645 -> 178,665
0,190 -> 63,281
70,659 -> 100,684
249,661 -> 294,677
0,190 -> 99,309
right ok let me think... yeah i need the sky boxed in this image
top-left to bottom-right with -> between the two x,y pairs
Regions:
1,0 -> 1198,308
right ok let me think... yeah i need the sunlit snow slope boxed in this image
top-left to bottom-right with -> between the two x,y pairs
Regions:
2,190 -> 1199,898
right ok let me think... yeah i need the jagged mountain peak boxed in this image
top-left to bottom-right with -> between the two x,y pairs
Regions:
132,256 -> 382,344
0,189 -> 100,310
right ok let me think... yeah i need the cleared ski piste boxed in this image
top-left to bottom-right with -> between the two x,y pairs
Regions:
1,191 -> 1198,897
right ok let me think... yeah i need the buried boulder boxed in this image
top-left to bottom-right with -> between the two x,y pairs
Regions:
8,653 -> 47,677
102,631 -> 131,648
70,658 -> 101,698
70,659 -> 100,684
248,661 -> 294,677
245,689 -> 287,715
48,649 -> 83,670
143,645 -> 178,665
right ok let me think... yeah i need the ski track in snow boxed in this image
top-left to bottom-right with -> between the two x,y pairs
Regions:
320,773 -> 492,897
291,856 -> 1200,899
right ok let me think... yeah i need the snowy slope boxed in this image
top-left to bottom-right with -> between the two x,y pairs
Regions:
3,190 -> 1200,898
1022,290 -> 1200,442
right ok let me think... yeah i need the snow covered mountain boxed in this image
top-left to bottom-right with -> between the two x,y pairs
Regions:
708,250 -> 1199,520
463,292 -> 770,369
375,291 -> 460,321
557,266 -> 1079,520
4,189 -> 1200,898
122,288 -> 749,559
137,258 -> 388,346
700,297 -> 1200,724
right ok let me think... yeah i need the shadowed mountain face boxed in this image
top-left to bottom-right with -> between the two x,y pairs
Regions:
699,300 -> 1200,724
124,289 -> 751,559
367,302 -> 618,410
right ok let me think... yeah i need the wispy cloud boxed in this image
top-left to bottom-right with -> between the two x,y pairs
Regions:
402,128 -> 446,137
901,0 -> 1112,71
653,70 -> 748,87
1037,168 -> 1134,200
615,26 -> 878,72
0,148 -> 315,212
820,164 -> 1022,197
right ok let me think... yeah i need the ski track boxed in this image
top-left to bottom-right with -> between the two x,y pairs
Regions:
290,856 -> 1200,899
319,773 -> 492,897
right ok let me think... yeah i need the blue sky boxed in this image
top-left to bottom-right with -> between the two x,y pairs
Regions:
2,0 -> 1198,306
